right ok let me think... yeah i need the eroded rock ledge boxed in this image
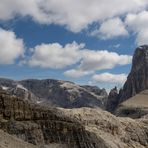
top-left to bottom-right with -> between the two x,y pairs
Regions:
0,90 -> 103,148
0,89 -> 148,148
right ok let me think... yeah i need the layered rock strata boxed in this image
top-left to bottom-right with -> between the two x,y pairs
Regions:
0,90 -> 100,148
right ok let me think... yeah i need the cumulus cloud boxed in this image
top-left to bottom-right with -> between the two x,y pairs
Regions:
125,11 -> 148,45
0,28 -> 24,64
28,41 -> 132,77
64,69 -> 93,78
92,73 -> 127,84
91,18 -> 128,39
0,0 -> 148,32
28,42 -> 84,69
64,47 -> 132,78
1,0 -> 148,45
0,0 -> 49,23
79,50 -> 132,71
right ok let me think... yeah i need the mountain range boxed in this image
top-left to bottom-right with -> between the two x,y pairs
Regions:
0,45 -> 148,147
0,78 -> 107,108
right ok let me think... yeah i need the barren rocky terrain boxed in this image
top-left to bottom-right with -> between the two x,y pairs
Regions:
0,46 -> 148,147
0,89 -> 147,148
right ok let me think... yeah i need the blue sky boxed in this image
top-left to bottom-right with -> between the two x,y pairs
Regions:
0,0 -> 148,90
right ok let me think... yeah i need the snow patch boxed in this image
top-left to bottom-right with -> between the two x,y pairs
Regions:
2,86 -> 9,90
61,82 -> 79,89
139,46 -> 144,49
37,101 -> 43,104
16,84 -> 28,91
60,82 -> 81,93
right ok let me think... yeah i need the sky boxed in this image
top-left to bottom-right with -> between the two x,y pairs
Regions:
0,0 -> 148,90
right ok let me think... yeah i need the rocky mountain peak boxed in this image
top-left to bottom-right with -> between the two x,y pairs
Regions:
132,45 -> 148,71
106,87 -> 118,112
119,45 -> 148,103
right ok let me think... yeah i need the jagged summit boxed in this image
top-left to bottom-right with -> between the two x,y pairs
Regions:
119,45 -> 148,103
114,45 -> 148,118
106,87 -> 118,112
132,45 -> 148,70
106,45 -> 148,113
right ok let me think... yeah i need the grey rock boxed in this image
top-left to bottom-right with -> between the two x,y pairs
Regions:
0,90 -> 107,148
0,78 -> 107,108
0,90 -> 148,148
106,87 -> 119,112
119,45 -> 148,103
107,45 -> 148,113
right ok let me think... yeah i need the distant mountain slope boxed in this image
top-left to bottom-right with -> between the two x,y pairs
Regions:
120,90 -> 148,108
0,78 -> 107,108
115,90 -> 148,118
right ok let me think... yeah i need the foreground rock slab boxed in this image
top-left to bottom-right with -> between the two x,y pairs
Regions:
0,90 -> 147,148
0,129 -> 37,148
61,107 -> 148,148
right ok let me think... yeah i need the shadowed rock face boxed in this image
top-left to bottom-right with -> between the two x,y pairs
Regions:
119,45 -> 148,103
106,87 -> 118,112
106,46 -> 148,113
81,85 -> 107,97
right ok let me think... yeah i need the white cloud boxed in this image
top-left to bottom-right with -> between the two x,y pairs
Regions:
28,42 -> 84,69
0,0 -> 148,32
64,69 -> 93,78
28,41 -> 132,77
92,73 -> 127,84
64,48 -> 132,78
136,30 -> 148,45
79,50 -> 132,71
0,0 -> 49,23
125,11 -> 148,45
91,18 -> 128,39
0,28 -> 24,64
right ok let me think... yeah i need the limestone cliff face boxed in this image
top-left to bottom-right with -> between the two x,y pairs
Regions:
119,45 -> 148,103
59,107 -> 148,148
0,90 -> 101,148
0,89 -> 148,148
106,46 -> 148,113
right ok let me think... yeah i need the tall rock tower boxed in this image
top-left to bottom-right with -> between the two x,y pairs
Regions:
119,45 -> 148,103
